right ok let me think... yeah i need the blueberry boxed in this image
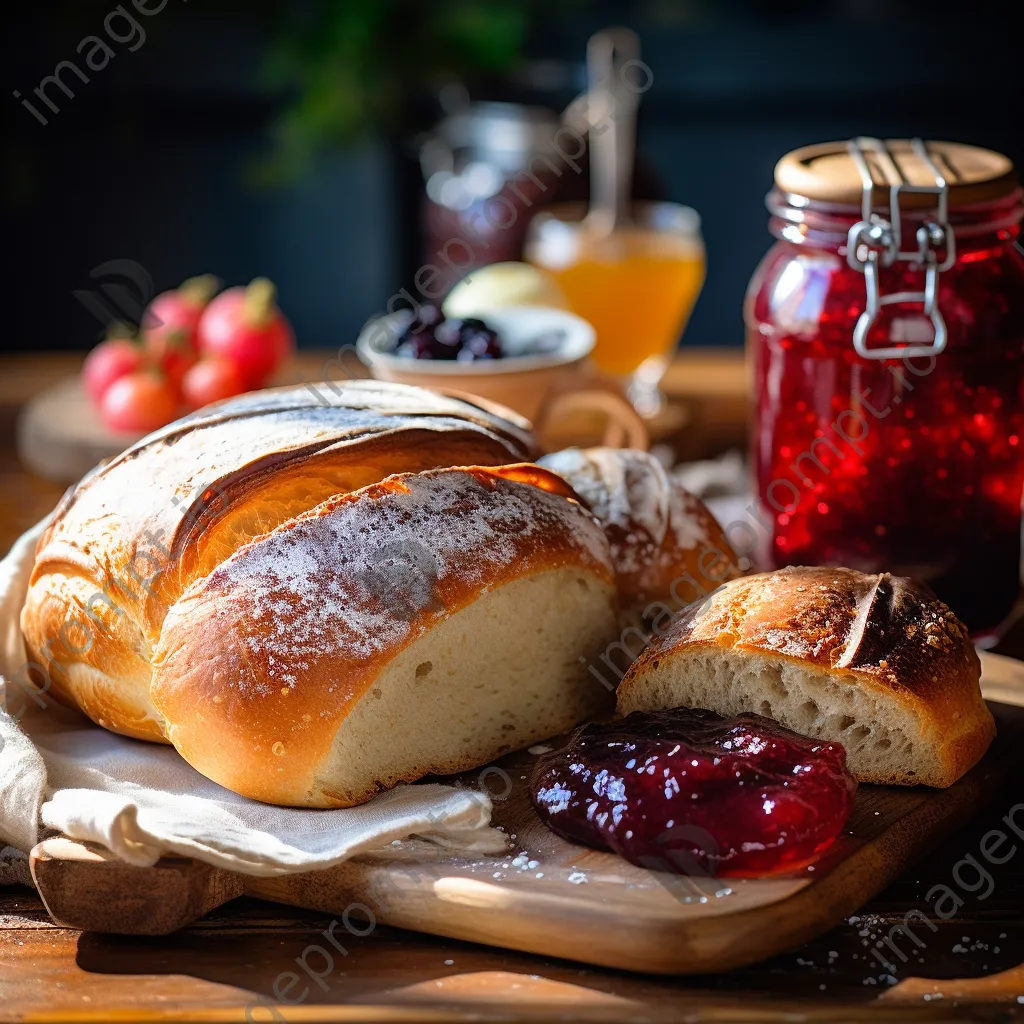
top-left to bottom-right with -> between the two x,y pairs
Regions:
395,332 -> 435,359
456,342 -> 496,362
474,329 -> 504,358
462,331 -> 501,359
398,305 -> 443,347
434,319 -> 463,347
416,304 -> 443,328
405,306 -> 442,336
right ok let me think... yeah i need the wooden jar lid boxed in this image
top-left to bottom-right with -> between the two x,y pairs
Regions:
775,140 -> 1018,209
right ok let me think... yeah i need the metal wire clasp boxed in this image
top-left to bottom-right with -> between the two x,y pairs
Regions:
845,137 -> 956,360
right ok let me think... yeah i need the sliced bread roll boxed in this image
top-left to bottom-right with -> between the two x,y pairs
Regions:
616,566 -> 995,787
152,465 -> 618,806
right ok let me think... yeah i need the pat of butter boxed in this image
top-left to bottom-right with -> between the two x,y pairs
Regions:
442,262 -> 568,318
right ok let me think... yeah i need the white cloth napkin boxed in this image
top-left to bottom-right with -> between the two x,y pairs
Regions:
0,517 -> 506,885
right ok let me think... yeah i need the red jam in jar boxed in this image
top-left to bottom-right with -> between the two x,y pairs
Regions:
531,708 -> 857,877
746,140 -> 1024,634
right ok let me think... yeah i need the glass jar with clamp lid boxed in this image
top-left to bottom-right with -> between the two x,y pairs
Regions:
746,138 -> 1024,635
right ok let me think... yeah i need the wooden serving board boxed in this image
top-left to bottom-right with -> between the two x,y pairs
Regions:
17,376 -> 141,484
28,653 -> 1024,976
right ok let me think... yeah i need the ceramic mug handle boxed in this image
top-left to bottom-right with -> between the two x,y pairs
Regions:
534,385 -> 649,451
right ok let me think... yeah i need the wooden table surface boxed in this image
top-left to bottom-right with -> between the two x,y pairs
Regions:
2,352 -> 1023,1023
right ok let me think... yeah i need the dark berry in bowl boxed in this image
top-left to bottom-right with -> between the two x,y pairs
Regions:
392,308 -> 505,362
433,319 -> 464,348
414,304 -> 443,329
461,329 -> 502,359
394,332 -> 435,359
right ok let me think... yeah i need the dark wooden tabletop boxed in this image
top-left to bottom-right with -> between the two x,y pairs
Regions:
2,353 -> 1023,1023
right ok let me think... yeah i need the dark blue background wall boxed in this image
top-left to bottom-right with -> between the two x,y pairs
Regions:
3,2 -> 1022,354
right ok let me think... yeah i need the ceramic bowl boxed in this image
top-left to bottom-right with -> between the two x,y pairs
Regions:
355,306 -> 595,422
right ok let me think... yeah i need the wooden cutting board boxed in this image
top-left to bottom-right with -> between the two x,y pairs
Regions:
16,376 -> 141,484
28,653 -> 1024,975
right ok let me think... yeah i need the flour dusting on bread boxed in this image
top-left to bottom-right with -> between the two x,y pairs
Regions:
200,468 -> 611,683
539,447 -> 740,615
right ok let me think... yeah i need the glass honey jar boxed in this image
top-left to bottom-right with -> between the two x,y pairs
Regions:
746,138 -> 1024,635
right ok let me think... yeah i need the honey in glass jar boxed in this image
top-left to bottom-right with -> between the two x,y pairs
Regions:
526,201 -> 705,378
746,139 -> 1024,635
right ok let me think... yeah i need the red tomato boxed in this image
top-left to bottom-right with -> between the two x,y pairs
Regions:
142,275 -> 218,391
181,357 -> 246,410
82,338 -> 146,404
143,333 -> 197,393
197,278 -> 295,389
141,274 -> 219,353
99,372 -> 179,434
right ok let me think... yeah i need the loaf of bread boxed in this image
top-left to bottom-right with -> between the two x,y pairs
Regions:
616,566 -> 995,787
23,381 -> 536,738
538,447 -> 742,622
21,382 -> 622,805
153,465 -> 616,806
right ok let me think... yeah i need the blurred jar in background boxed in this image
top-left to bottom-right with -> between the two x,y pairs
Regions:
419,99 -> 662,298
420,102 -> 585,295
746,139 -> 1024,636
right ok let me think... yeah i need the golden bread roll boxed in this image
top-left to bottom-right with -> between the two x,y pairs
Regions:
153,465 -> 616,806
538,447 -> 742,621
617,566 -> 995,787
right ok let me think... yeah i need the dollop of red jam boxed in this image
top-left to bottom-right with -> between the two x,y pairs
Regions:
531,709 -> 857,877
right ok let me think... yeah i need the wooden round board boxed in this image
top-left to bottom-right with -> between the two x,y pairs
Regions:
16,376 -> 141,484
28,652 -> 1024,976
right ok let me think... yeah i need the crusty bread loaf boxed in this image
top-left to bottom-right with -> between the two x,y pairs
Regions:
538,447 -> 742,622
22,381 -> 537,743
21,381 -> 620,806
152,466 -> 617,806
616,566 -> 994,788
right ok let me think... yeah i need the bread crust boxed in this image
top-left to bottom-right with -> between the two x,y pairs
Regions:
617,566 -> 995,787
539,448 -> 742,613
20,382 -> 537,741
152,466 -> 614,805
